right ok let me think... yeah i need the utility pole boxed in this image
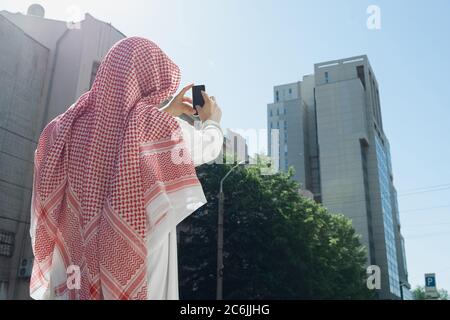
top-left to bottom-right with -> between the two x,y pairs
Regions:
216,160 -> 245,300
216,190 -> 224,300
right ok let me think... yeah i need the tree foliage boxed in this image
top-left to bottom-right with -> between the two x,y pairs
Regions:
178,161 -> 373,299
412,286 -> 449,300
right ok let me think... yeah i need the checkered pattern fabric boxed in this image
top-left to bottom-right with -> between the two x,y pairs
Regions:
30,37 -> 201,299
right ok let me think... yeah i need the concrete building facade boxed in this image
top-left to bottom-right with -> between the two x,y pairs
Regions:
0,5 -> 125,299
268,55 -> 410,299
267,75 -> 321,200
224,129 -> 249,164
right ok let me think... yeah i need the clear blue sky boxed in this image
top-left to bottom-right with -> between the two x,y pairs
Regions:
3,0 -> 450,294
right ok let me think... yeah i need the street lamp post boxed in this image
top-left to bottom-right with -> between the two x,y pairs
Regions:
216,160 -> 245,300
399,281 -> 410,300
400,281 -> 404,300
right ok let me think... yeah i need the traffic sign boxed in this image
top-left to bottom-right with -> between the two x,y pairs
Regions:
425,273 -> 436,289
425,273 -> 439,299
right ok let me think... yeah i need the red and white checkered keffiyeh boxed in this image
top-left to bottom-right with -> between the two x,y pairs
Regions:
30,37 -> 202,299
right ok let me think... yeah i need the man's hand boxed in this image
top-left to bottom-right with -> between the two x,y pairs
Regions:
195,91 -> 222,123
161,84 -> 196,117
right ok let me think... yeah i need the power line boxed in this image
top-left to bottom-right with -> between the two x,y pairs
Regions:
404,231 -> 450,240
401,204 -> 450,214
408,265 -> 450,282
402,222 -> 450,228
400,186 -> 450,197
332,184 -> 450,204
318,184 -> 450,210
318,200 -> 450,228
401,183 -> 450,193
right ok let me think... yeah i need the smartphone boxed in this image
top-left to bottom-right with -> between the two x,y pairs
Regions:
192,85 -> 206,115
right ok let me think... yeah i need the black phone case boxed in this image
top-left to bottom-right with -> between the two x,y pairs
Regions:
192,85 -> 205,115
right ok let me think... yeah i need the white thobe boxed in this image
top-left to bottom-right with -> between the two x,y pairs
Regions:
147,118 -> 223,300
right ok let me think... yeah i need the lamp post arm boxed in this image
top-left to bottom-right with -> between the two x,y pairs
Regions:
220,160 -> 245,193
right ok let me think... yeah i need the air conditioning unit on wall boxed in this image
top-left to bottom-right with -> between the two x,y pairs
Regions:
18,258 -> 33,278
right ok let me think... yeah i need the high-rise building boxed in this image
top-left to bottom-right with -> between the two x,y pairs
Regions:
268,55 -> 410,299
224,129 -> 249,164
267,75 -> 321,200
0,5 -> 125,299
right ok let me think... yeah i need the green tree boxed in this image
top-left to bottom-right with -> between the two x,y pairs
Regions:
178,161 -> 374,299
412,286 -> 427,300
413,286 -> 449,300
440,289 -> 450,300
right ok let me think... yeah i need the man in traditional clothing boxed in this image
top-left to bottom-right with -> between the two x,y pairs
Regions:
30,37 -> 223,300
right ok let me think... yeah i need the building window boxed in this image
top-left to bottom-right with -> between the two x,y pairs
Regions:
288,88 -> 292,94
357,65 -> 366,89
284,108 -> 287,115
90,61 -> 101,89
0,230 -> 14,257
275,90 -> 279,102
375,135 -> 401,297
269,110 -> 272,117
324,71 -> 329,83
